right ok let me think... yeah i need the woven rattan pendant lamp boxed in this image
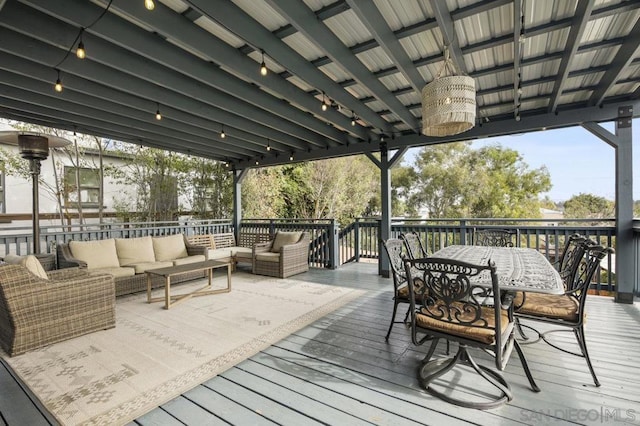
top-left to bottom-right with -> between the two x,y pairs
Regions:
421,47 -> 476,137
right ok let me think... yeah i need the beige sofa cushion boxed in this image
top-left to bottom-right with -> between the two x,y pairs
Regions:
69,239 -> 120,269
91,266 -> 136,278
115,236 -> 156,266
271,231 -> 302,253
173,255 -> 206,266
152,234 -> 188,261
207,248 -> 233,260
232,247 -> 252,259
128,261 -> 173,274
4,254 -> 48,279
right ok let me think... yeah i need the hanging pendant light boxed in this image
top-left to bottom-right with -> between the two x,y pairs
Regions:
421,47 -> 476,137
145,0 -> 155,11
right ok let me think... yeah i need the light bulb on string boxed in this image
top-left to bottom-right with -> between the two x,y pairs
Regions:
145,0 -> 155,10
260,50 -> 267,76
266,140 -> 271,151
155,103 -> 162,120
76,39 -> 85,59
54,69 -> 63,92
220,125 -> 226,138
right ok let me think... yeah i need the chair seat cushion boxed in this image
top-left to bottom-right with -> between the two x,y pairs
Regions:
256,252 -> 280,263
516,292 -> 579,321
416,302 -> 509,345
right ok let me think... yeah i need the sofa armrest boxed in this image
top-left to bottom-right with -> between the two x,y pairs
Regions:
57,243 -> 88,269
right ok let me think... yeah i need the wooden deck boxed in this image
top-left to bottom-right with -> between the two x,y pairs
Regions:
2,262 -> 639,425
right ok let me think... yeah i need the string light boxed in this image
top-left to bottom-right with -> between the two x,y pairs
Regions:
155,103 -> 162,120
54,69 -> 63,92
260,50 -> 267,76
289,153 -> 294,161
220,125 -> 226,138
52,0 -> 114,94
321,92 -> 327,111
351,113 -> 357,126
145,0 -> 155,10
266,139 -> 271,151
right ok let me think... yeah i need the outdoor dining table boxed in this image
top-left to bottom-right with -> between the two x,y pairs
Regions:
431,245 -> 564,295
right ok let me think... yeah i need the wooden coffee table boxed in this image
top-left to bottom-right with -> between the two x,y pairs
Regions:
146,260 -> 231,309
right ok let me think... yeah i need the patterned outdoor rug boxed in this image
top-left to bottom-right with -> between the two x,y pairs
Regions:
2,272 -> 364,425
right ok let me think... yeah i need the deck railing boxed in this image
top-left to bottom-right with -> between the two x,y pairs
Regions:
338,218 -> 622,293
1,217 -> 635,294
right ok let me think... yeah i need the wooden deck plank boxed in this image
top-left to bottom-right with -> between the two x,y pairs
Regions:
220,367 -> 372,425
201,375 -> 325,426
132,408 -> 184,426
234,358 -> 426,426
0,360 -> 55,426
160,395 -> 229,425
182,385 -> 277,426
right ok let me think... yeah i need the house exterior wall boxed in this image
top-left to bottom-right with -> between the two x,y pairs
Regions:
1,142 -> 132,226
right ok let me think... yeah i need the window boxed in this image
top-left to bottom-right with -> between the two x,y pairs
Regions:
64,167 -> 100,208
0,172 -> 5,213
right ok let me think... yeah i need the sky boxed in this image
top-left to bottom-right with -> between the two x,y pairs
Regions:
406,118 -> 640,203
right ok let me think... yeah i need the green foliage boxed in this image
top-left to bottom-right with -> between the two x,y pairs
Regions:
408,142 -> 551,218
634,200 -> 640,218
242,156 -> 378,225
563,193 -> 614,220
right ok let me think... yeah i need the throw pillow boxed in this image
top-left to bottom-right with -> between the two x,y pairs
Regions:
21,255 -> 49,280
270,231 -> 302,253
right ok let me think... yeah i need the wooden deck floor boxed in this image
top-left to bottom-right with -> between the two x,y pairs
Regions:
2,262 -> 639,425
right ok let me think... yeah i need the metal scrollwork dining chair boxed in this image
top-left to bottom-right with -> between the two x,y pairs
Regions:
474,228 -> 517,247
381,238 -> 412,341
404,257 -> 539,409
515,242 -> 613,387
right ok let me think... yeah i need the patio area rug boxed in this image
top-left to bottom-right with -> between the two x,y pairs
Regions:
1,272 -> 364,426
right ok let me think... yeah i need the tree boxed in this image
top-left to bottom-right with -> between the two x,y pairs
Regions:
563,193 -> 614,220
634,200 -> 640,218
241,155 -> 378,225
408,142 -> 551,218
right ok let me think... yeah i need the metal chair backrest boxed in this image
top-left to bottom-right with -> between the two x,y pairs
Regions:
474,229 -> 516,247
569,243 -> 613,302
400,232 -> 428,259
404,257 -> 506,356
381,238 -> 407,288
557,234 -> 588,287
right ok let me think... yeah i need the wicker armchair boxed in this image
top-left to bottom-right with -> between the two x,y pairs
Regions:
252,231 -> 310,278
0,264 -> 116,356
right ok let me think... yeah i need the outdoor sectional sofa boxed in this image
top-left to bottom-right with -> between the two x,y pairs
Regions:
0,256 -> 116,356
57,234 -> 207,296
